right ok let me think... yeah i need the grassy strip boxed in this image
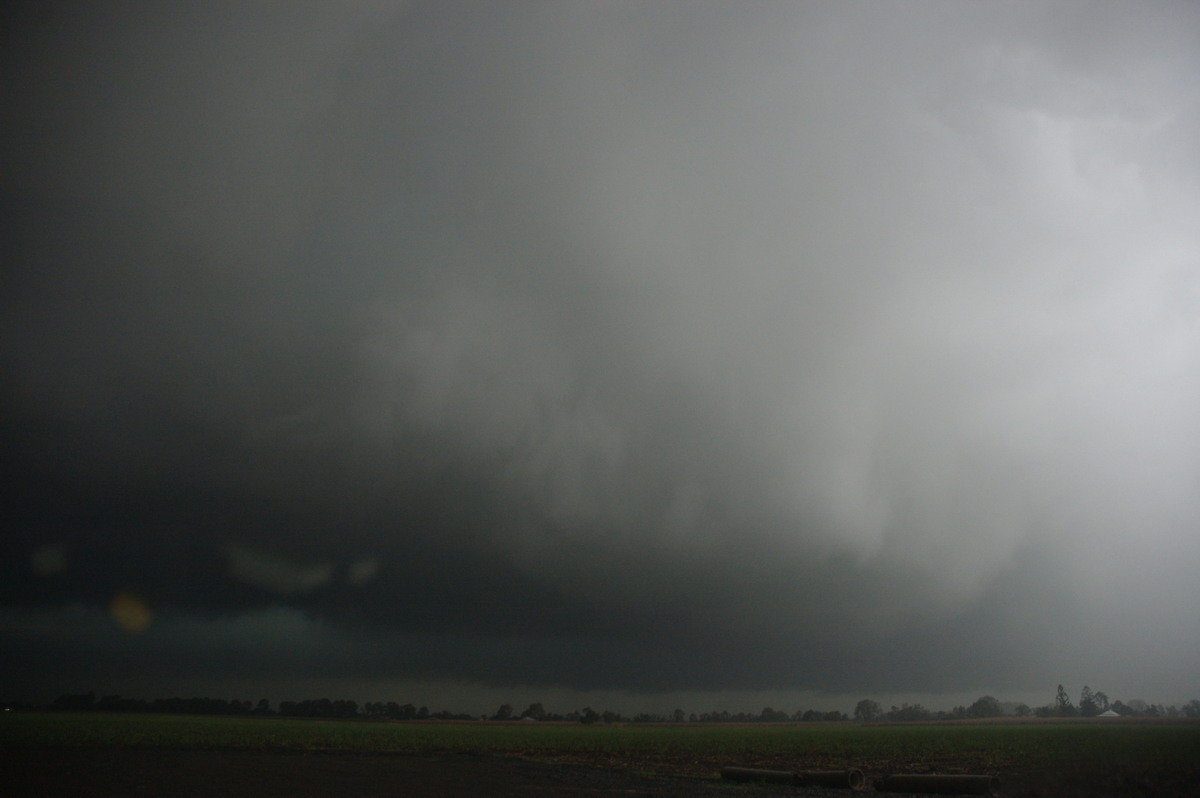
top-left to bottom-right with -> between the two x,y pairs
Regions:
4,712 -> 1198,781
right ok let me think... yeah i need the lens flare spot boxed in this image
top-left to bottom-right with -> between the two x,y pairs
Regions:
109,591 -> 152,633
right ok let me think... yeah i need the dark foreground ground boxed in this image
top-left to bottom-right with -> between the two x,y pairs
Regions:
4,747 -> 860,797
4,746 -> 1196,797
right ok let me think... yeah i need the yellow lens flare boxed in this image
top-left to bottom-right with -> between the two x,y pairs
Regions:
109,591 -> 152,633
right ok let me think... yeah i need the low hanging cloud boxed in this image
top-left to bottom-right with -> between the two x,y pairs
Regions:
223,545 -> 335,598
2,1 -> 1199,705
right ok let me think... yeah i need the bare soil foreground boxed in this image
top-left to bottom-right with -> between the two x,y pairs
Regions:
5,745 -> 1197,798
5,747 -> 853,798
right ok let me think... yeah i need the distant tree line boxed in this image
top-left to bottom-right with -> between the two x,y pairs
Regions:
851,695 -> 1009,723
51,692 -> 263,716
34,685 -> 1200,723
1027,684 -> 1200,719
37,694 -> 849,723
44,693 -> 473,721
853,686 -> 1200,723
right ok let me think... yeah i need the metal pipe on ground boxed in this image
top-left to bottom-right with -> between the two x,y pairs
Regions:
797,769 -> 866,790
720,766 -> 797,784
720,763 -> 796,782
874,773 -> 1000,796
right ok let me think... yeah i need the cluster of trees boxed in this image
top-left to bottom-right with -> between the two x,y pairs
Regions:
853,687 -> 1200,722
360,702 -> 472,721
689,708 -> 848,723
1031,684 -> 1111,718
853,696 -> 1009,722
1030,684 -> 1200,719
476,703 -> 847,723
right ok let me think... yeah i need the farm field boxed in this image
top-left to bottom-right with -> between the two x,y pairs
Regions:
3,711 -> 1199,796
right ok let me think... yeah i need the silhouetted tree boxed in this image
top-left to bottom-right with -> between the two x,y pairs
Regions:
53,692 -> 96,711
888,703 -> 931,721
1078,685 -> 1097,717
96,695 -> 124,711
520,702 -> 546,721
854,699 -> 882,722
1055,684 -> 1076,717
968,695 -> 1002,718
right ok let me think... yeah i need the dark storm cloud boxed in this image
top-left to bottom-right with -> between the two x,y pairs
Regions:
3,1 -> 1199,705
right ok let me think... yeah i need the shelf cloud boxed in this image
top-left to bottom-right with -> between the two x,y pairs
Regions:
3,1 -> 1199,709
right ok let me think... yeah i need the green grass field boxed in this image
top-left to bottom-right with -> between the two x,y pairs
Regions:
4,712 -> 1199,793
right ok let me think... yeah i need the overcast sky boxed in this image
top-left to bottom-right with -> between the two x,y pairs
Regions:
3,1 -> 1199,714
